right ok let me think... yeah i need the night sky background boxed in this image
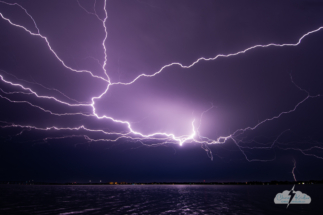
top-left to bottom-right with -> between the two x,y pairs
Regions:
1,0 -> 323,183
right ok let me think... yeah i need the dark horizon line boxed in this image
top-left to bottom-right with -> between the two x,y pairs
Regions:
2,180 -> 323,186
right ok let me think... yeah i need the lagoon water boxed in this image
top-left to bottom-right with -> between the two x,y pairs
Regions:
0,184 -> 322,214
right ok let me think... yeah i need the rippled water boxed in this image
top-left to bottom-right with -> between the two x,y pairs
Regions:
0,184 -> 321,214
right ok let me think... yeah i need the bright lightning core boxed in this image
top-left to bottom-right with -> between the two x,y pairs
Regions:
0,0 -> 323,170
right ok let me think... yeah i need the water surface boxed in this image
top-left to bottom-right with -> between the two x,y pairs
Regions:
0,184 -> 321,214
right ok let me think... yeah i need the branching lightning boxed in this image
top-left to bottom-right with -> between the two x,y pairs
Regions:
0,0 -> 322,163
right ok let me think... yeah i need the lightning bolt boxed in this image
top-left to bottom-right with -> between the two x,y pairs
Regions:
287,185 -> 296,208
292,159 -> 297,182
0,0 -> 322,163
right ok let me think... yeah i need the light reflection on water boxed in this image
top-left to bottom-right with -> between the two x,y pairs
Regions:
0,185 -> 321,214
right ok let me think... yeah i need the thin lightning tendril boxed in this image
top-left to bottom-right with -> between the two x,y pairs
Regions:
0,1 -> 109,83
292,159 -> 297,182
0,69 -> 86,104
0,0 -> 322,162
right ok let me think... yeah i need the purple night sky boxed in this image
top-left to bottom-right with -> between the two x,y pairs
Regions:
0,0 -> 323,182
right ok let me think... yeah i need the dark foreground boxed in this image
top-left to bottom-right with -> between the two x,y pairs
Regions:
0,185 -> 322,214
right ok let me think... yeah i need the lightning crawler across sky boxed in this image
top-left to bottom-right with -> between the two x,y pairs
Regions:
110,26 -> 323,86
0,0 -> 323,165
